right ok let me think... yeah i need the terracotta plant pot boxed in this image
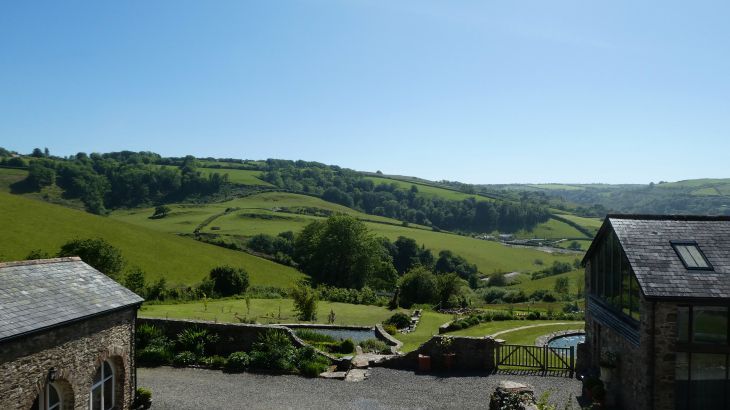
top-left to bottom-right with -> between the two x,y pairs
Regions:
442,353 -> 456,370
418,354 -> 431,372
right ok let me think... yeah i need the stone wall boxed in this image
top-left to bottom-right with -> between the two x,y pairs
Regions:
0,308 -> 137,410
137,318 -> 349,368
584,261 -> 679,410
379,335 -> 501,371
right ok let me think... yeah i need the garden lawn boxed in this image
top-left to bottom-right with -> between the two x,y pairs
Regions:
394,311 -> 452,353
498,323 -> 585,345
140,298 -> 406,327
445,320 -> 584,340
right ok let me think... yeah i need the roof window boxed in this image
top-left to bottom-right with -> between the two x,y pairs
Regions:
671,241 -> 713,270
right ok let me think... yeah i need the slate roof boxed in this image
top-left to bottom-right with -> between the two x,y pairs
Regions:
0,257 -> 143,342
585,214 -> 730,301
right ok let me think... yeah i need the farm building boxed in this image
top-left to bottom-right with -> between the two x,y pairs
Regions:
583,215 -> 730,410
0,257 -> 143,410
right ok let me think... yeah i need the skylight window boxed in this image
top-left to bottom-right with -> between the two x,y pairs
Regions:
671,241 -> 713,270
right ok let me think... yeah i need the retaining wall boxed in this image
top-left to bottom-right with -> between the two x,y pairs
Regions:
378,335 -> 502,371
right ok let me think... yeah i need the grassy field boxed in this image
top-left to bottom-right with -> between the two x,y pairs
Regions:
198,168 -> 272,186
513,218 -> 590,240
497,323 -> 585,345
0,192 -> 304,287
554,214 -> 603,231
555,239 -> 593,251
446,320 -> 584,340
505,269 -> 584,295
364,176 -> 491,202
140,298 -> 406,327
395,311 -> 452,352
0,167 -> 27,190
112,192 -> 580,275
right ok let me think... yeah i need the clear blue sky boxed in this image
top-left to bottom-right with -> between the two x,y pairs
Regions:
1,1 -> 729,184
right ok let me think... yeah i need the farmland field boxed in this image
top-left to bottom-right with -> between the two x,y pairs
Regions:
0,192 -> 304,287
513,218 -> 590,240
504,269 -> 584,295
140,298 -> 406,327
364,176 -> 491,202
554,214 -> 603,231
198,167 -> 272,186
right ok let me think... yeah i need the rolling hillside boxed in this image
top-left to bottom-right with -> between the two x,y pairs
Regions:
0,191 -> 304,287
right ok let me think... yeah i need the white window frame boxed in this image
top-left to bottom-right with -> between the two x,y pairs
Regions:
36,383 -> 62,410
89,361 -> 114,410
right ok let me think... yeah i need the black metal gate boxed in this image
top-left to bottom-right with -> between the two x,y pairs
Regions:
495,344 -> 575,376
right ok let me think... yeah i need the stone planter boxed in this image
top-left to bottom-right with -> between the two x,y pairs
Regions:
441,353 -> 456,371
418,354 -> 431,372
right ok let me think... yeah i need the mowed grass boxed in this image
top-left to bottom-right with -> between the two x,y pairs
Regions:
0,192 -> 304,287
395,311 -> 452,352
506,269 -> 584,295
513,218 -> 590,240
140,298 -> 406,327
498,323 -> 585,345
198,168 -> 273,186
364,176 -> 491,202
446,320 -> 584,340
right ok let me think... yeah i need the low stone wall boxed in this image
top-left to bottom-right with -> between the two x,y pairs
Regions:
378,335 -> 502,371
374,324 -> 403,353
137,318 -> 349,369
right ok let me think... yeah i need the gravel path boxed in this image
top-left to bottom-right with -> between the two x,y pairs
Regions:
139,366 -> 582,409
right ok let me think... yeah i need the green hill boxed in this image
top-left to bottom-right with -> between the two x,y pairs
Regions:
0,192 -> 304,287
112,192 -> 580,275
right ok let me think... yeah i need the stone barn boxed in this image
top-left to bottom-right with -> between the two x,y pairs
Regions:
0,257 -> 143,410
583,215 -> 730,410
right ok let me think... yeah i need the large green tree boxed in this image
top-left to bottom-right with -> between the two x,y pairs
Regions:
58,238 -> 125,277
294,215 -> 397,289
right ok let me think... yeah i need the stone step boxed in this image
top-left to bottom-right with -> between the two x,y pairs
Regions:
319,371 -> 347,380
344,368 -> 369,382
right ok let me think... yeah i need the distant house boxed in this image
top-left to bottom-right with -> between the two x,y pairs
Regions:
0,257 -> 143,410
583,215 -> 730,410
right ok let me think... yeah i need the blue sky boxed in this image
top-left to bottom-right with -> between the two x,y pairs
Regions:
1,1 -> 729,184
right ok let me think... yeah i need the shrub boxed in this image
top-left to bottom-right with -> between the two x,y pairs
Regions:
133,387 -> 153,410
383,324 -> 398,335
137,345 -> 172,367
172,351 -> 197,367
384,312 -> 411,329
492,311 -> 514,321
202,355 -> 227,369
209,265 -> 250,297
176,327 -> 219,357
488,272 -> 507,287
249,330 -> 297,372
295,329 -> 336,343
339,339 -> 355,354
225,352 -> 250,372
359,339 -> 390,354
136,323 -> 167,350
398,267 -> 439,307
291,283 -> 318,321
295,345 -> 331,377
526,311 -> 542,320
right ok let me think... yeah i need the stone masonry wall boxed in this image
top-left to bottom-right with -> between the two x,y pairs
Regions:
584,261 -> 679,410
0,308 -> 137,410
379,335 -> 500,371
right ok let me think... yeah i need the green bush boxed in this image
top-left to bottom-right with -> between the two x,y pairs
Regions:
359,338 -> 390,354
383,324 -> 398,335
249,330 -> 297,373
295,329 -> 336,343
202,355 -> 228,369
172,351 -> 197,367
384,312 -> 411,329
136,323 -> 169,350
176,327 -> 219,357
295,345 -> 330,378
133,387 -> 152,410
137,345 -> 172,367
225,352 -> 250,372
339,339 -> 355,354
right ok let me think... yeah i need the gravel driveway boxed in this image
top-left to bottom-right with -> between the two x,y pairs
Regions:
139,367 -> 583,409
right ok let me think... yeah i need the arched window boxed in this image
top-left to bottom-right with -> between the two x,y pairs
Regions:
31,383 -> 62,410
90,361 -> 114,410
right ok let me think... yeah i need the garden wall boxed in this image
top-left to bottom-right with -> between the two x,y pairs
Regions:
137,318 -> 349,369
379,335 -> 501,371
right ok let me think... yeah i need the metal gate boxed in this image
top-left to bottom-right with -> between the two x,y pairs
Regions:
495,344 -> 575,376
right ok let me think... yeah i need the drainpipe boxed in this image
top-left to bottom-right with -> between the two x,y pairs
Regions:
650,301 -> 656,410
